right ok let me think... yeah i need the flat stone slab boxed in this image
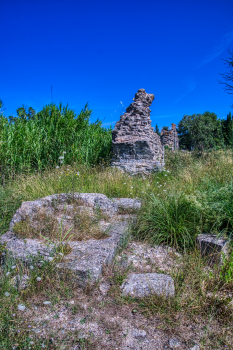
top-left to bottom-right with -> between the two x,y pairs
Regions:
120,272 -> 175,298
196,234 -> 231,266
0,193 -> 140,287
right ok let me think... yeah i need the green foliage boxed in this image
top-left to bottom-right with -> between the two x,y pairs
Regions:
221,112 -> 233,147
155,124 -> 160,136
0,102 -> 112,182
0,99 -> 5,115
177,111 -> 223,151
162,126 -> 169,131
133,193 -> 201,251
220,251 -> 233,283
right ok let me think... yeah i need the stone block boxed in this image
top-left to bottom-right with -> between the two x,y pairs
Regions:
196,234 -> 231,266
120,272 -> 175,298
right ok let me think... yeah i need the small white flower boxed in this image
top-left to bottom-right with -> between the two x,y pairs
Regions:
30,265 -> 34,270
163,190 -> 167,192
63,151 -> 66,154
48,257 -> 53,261
5,292 -> 10,297
59,156 -> 64,160
29,341 -> 34,345
43,301 -> 51,305
123,183 -> 126,184
5,272 -> 10,276
165,174 -> 167,176
36,277 -> 41,281
58,252 -> 63,256
76,172 -> 80,175
142,191 -> 144,193
18,304 -> 26,311
131,186 -> 133,188
56,166 -> 59,169
11,265 -> 16,269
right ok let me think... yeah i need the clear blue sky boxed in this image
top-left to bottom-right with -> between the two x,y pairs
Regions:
1,0 -> 233,130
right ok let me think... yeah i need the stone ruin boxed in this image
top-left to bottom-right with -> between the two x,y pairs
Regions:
161,123 -> 179,151
111,89 -> 179,175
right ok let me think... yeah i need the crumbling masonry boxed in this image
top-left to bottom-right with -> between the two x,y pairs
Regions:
111,89 -> 179,175
161,123 -> 179,151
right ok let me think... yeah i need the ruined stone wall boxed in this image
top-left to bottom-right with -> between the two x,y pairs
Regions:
161,123 -> 179,151
111,89 -> 164,175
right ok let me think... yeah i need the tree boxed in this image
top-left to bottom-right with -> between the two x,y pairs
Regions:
8,105 -> 36,125
0,100 -> 5,115
177,112 -> 223,151
162,126 -> 169,131
155,124 -> 160,136
219,50 -> 233,107
221,112 -> 232,147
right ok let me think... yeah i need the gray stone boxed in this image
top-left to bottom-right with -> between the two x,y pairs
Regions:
0,193 -> 138,287
161,124 -> 179,150
11,274 -> 30,290
131,328 -> 147,339
169,338 -> 182,349
189,345 -> 200,350
111,89 -> 165,175
120,273 -> 175,298
112,198 -> 141,210
56,221 -> 130,286
99,282 -> 111,295
196,234 -> 231,266
111,89 -> 179,175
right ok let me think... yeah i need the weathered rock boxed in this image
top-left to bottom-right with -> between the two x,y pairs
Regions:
111,89 -> 165,175
116,242 -> 182,273
0,193 -> 141,287
11,274 -> 30,290
98,282 -> 111,295
120,272 -> 175,298
112,198 -> 142,210
161,123 -> 179,150
168,338 -> 183,349
196,234 -> 231,266
56,221 -> 131,286
131,328 -> 147,339
189,345 -> 200,350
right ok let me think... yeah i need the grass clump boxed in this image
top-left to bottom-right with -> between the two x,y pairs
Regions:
133,192 -> 201,250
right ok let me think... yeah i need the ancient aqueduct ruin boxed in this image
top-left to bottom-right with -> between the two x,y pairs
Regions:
111,88 -> 179,174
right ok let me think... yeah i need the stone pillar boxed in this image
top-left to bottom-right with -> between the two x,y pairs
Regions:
111,89 -> 164,175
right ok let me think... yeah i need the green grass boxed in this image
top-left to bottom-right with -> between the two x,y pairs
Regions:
0,109 -> 233,348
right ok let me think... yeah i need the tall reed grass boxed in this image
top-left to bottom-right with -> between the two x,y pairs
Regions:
0,103 -> 112,185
